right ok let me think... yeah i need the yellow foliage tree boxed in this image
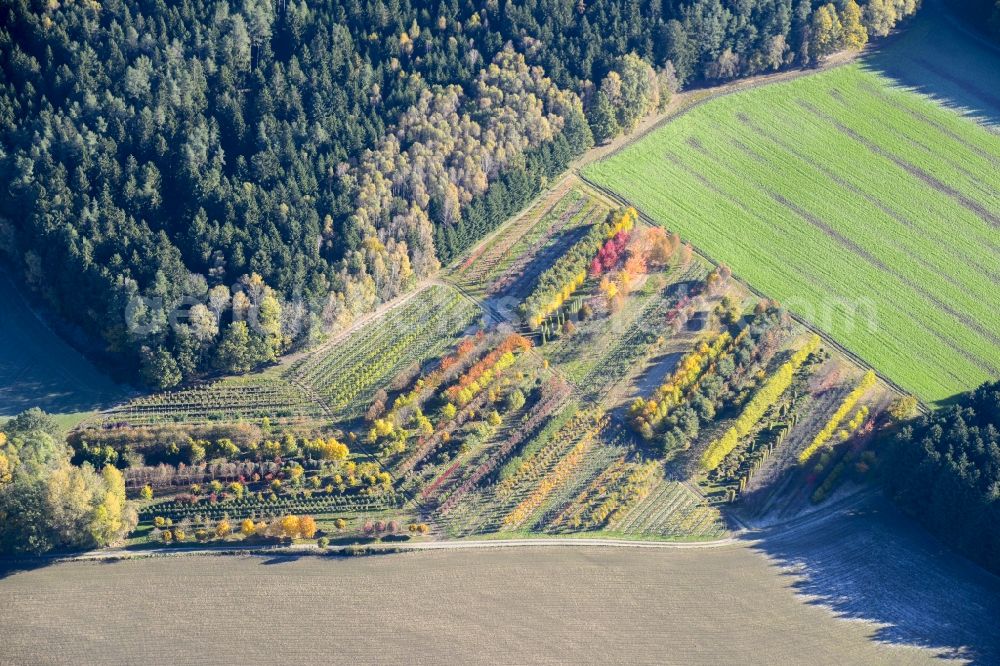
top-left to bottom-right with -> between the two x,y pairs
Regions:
280,514 -> 301,538
799,370 -> 876,463
810,3 -> 844,59
840,0 -> 869,50
298,515 -> 318,539
90,465 -> 135,547
700,335 -> 820,471
216,518 -> 232,538
0,452 -> 12,486
322,438 -> 350,461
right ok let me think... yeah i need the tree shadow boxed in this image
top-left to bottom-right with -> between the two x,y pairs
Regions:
0,557 -> 55,581
495,224 -> 592,302
260,553 -> 305,565
742,495 -> 1000,663
860,0 -> 1000,131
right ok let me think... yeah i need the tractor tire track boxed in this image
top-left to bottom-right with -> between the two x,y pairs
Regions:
799,99 -> 1000,229
738,113 -> 1000,286
770,191 -> 1000,371
674,124 -> 998,374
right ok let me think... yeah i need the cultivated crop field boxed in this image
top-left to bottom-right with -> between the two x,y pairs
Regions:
584,59 -> 1000,404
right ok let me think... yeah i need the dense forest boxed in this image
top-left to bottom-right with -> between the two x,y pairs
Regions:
0,0 -> 918,388
881,381 -> 1000,575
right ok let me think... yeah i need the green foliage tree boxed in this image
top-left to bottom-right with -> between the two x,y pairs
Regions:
213,322 -> 254,374
506,389 -> 526,412
882,381 -> 1000,574
587,91 -> 620,144
863,0 -> 898,37
140,347 -> 182,390
2,409 -> 60,439
615,53 -> 659,131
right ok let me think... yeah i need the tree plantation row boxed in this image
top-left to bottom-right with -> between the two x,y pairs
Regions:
0,184 -> 932,555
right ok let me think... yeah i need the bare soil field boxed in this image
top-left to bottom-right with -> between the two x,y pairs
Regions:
2,496 -> 997,665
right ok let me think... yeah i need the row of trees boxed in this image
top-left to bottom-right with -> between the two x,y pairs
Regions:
0,409 -> 136,555
700,335 -> 819,470
630,302 -> 793,454
881,381 -> 1000,574
520,207 -> 636,328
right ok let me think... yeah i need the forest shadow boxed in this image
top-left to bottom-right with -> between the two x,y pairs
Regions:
0,558 -> 55,581
742,495 -> 1000,664
0,378 -> 123,420
0,273 -> 125,420
860,0 -> 1000,130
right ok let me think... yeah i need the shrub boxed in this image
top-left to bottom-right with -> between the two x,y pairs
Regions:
215,519 -> 232,538
298,516 -> 318,539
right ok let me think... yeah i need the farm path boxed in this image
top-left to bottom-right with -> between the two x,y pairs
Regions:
26,484 -> 884,568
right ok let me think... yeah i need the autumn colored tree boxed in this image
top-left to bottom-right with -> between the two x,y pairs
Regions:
888,395 -> 918,422
215,519 -> 232,538
840,0 -> 869,50
810,4 -> 844,59
298,516 -> 318,539
279,515 -> 301,539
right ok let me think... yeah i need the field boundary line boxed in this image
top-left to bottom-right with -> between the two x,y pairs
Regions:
0,487 -> 906,566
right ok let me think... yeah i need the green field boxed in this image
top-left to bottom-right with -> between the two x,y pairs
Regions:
585,33 -> 1000,403
0,275 -> 125,429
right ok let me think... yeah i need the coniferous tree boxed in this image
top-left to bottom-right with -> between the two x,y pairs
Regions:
588,91 -> 621,144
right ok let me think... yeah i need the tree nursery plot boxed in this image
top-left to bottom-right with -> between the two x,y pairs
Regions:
64,164 -> 904,560
51,181 -> 900,551
584,64 -> 1000,404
